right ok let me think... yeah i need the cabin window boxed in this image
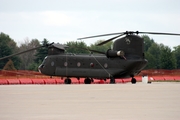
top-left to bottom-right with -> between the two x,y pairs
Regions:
77,62 -> 81,67
104,63 -> 108,68
51,61 -> 54,66
90,63 -> 94,67
64,62 -> 68,67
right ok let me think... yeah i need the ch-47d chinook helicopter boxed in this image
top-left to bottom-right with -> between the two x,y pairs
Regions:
1,31 -> 180,84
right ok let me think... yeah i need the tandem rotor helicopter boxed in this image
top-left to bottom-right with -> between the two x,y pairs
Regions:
1,31 -> 180,84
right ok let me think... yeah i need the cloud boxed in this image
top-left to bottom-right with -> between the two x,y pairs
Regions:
0,8 -> 179,48
40,11 -> 72,27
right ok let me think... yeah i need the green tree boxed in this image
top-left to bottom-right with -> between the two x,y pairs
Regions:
159,44 -> 177,69
28,61 -> 42,71
0,32 -> 21,69
89,40 -> 113,53
142,35 -> 177,69
173,45 -> 180,69
145,43 -> 161,69
66,41 -> 89,54
142,35 -> 155,52
145,42 -> 177,69
19,38 -> 40,70
34,39 -> 49,64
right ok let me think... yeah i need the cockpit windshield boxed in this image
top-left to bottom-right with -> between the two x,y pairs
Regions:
111,42 -> 114,49
42,56 -> 47,65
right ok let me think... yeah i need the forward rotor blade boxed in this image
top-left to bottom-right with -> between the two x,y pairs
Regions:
77,32 -> 124,40
0,42 -> 54,61
96,33 -> 125,46
0,46 -> 42,60
138,32 -> 180,36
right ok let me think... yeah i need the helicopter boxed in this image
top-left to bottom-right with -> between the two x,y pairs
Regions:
0,31 -> 180,84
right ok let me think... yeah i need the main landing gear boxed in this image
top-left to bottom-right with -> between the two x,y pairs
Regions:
64,77 -> 115,84
131,77 -> 137,84
64,76 -> 136,84
64,78 -> 93,84
84,78 -> 92,84
110,76 -> 136,84
64,78 -> 71,84
110,77 -> 115,84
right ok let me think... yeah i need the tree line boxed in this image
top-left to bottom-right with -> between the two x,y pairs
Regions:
0,32 -> 180,71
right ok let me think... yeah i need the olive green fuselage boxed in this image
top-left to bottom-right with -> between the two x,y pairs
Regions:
39,54 -> 147,79
39,35 -> 148,79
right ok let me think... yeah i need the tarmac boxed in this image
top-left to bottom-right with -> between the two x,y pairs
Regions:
0,82 -> 180,120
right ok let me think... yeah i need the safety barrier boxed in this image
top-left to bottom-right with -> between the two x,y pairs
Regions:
7,79 -> 20,84
174,76 -> 180,80
151,76 -> 165,81
0,79 -> 9,85
0,78 -> 128,85
32,79 -> 45,84
0,76 -> 180,85
44,79 -> 57,84
55,79 -> 64,84
19,78 -> 33,84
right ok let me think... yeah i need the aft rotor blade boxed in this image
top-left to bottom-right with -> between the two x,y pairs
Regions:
96,33 -> 125,46
77,32 -> 124,40
0,42 -> 54,60
138,32 -> 180,36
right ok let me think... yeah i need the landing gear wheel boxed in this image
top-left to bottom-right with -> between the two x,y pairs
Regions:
84,78 -> 91,84
64,78 -> 71,84
131,77 -> 136,84
110,77 -> 115,84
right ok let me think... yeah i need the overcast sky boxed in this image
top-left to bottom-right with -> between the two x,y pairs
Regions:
0,0 -> 180,49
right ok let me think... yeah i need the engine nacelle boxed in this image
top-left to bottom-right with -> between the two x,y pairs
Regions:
106,49 -> 125,58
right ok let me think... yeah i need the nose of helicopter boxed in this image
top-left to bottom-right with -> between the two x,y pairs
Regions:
38,64 -> 43,73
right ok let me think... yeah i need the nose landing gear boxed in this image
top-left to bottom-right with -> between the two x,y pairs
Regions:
131,77 -> 136,84
130,75 -> 136,84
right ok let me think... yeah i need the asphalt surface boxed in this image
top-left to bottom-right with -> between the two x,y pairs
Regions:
0,82 -> 180,120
